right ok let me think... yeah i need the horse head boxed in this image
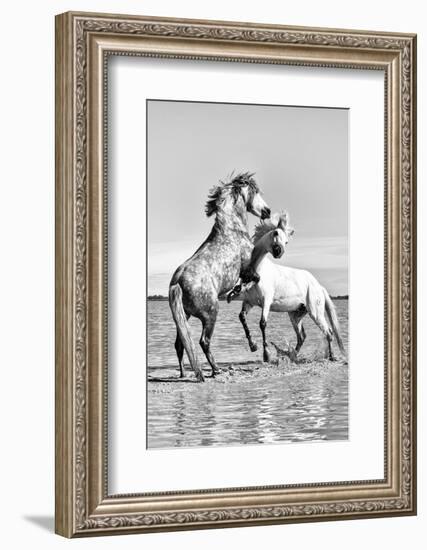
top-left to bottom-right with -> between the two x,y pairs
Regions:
253,211 -> 294,259
269,212 -> 294,258
205,172 -> 271,221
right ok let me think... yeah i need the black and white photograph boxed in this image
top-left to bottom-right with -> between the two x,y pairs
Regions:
0,0 -> 420,545
147,99 -> 349,450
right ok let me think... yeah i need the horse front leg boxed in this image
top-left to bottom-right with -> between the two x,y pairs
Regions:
239,302 -> 257,352
260,302 -> 272,363
227,279 -> 242,303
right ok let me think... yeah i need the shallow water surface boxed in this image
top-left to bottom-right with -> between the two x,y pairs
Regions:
147,300 -> 349,449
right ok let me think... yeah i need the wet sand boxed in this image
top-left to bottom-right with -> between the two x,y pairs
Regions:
148,356 -> 347,388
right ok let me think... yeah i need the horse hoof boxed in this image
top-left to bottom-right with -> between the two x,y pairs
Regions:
211,369 -> 220,377
250,344 -> 258,352
263,352 -> 272,363
195,371 -> 205,382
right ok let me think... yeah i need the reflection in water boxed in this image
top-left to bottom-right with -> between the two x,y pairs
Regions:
148,364 -> 348,449
147,300 -> 348,449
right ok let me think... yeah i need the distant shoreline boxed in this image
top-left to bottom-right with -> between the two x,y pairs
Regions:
147,294 -> 349,301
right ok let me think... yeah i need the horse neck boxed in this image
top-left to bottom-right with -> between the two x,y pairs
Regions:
250,236 -> 270,272
214,200 -> 249,237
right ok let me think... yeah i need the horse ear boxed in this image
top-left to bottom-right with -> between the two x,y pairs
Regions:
278,212 -> 288,230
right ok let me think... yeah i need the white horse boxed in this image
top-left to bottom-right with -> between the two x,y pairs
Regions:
228,213 -> 346,363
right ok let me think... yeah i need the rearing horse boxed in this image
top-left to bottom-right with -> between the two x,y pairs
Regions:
169,173 -> 271,381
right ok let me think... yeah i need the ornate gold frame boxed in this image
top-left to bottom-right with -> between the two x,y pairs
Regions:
55,11 -> 417,537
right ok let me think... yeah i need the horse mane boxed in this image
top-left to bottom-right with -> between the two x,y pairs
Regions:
205,172 -> 259,217
252,212 -> 289,243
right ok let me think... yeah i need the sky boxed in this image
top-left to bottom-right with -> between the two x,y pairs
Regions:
147,100 -> 348,296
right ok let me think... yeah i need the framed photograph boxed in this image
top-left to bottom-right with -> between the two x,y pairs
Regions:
55,11 -> 417,537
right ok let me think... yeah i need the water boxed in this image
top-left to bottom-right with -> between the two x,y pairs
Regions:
148,300 -> 349,367
147,299 -> 349,449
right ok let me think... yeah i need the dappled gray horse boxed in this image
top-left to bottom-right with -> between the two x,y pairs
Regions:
169,173 -> 271,381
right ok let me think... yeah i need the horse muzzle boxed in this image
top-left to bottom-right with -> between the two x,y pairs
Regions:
272,245 -> 283,258
261,207 -> 271,220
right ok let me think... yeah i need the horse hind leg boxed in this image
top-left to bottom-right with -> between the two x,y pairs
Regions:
289,309 -> 307,354
306,290 -> 337,361
319,318 -> 336,361
239,302 -> 258,352
301,325 -> 307,351
174,332 -> 186,378
309,310 -> 336,361
199,307 -> 220,377
324,330 -> 336,361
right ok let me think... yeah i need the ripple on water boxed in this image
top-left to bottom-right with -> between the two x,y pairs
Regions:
147,362 -> 348,449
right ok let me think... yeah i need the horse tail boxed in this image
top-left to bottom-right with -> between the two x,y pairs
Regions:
323,288 -> 346,358
169,283 -> 204,382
